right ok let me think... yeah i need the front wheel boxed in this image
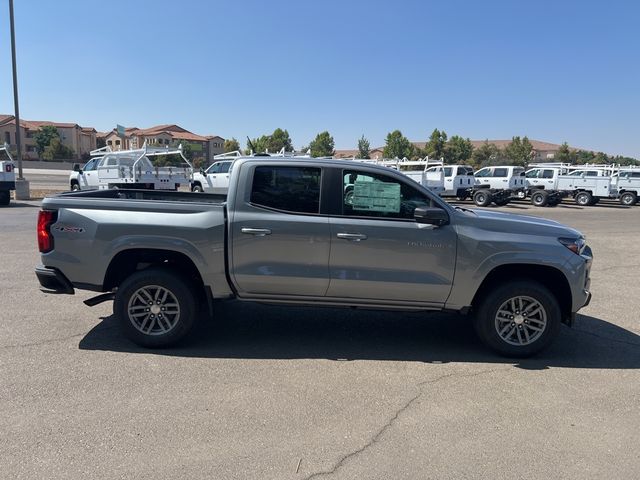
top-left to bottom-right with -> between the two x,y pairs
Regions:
114,268 -> 197,348
70,182 -> 80,192
192,184 -> 204,193
619,192 -> 637,206
473,280 -> 561,357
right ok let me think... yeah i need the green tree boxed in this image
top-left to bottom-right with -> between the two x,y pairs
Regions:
246,135 -> 270,154
424,128 -> 448,160
34,125 -> 60,157
309,131 -> 335,157
267,128 -> 293,152
41,137 -> 74,161
357,135 -> 370,159
504,136 -> 534,165
555,142 -> 577,163
445,136 -> 474,164
471,141 -> 500,167
224,137 -> 240,152
383,130 -> 413,159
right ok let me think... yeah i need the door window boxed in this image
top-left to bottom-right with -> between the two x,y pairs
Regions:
542,169 -> 555,178
474,168 -> 491,178
250,166 -> 321,214
493,168 -> 508,177
342,170 -> 432,220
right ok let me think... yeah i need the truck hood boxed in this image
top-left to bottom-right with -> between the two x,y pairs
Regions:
463,208 -> 583,238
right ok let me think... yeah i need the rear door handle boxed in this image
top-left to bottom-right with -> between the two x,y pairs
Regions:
336,233 -> 367,242
241,227 -> 272,236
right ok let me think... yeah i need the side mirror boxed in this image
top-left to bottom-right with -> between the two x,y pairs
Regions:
199,168 -> 205,175
414,207 -> 449,226
73,163 -> 81,172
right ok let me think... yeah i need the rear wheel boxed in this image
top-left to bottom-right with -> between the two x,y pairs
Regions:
620,192 -> 637,206
575,191 -> 592,206
114,268 -> 197,348
473,190 -> 492,207
473,280 -> 561,357
0,190 -> 10,206
530,190 -> 548,207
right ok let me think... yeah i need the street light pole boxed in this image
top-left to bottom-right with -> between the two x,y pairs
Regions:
9,0 -> 22,179
8,0 -> 29,199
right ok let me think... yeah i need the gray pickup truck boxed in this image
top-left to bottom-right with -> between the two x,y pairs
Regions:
36,157 -> 592,357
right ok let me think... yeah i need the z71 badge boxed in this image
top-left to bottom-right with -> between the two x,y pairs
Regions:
53,225 -> 85,234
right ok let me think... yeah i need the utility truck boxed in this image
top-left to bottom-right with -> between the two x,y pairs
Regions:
0,143 -> 16,206
468,166 -> 526,207
611,168 -> 640,205
422,164 -> 475,199
70,143 -> 193,191
525,166 -> 616,206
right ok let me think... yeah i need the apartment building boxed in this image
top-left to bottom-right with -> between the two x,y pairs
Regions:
102,124 -> 224,162
0,114 -> 96,160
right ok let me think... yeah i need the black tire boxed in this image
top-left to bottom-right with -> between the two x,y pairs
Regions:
530,190 -> 548,207
473,190 -> 492,207
589,197 -> 599,206
192,184 -> 204,193
70,182 -> 80,192
619,192 -> 637,206
0,190 -> 10,206
473,280 -> 562,357
113,268 -> 197,348
575,191 -> 592,206
456,194 -> 468,202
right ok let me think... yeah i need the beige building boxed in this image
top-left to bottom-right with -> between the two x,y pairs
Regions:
102,124 -> 224,162
0,114 -> 97,160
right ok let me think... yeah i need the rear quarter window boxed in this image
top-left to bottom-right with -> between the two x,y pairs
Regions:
250,166 -> 321,214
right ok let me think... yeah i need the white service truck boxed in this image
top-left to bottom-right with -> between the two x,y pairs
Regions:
468,165 -> 526,207
525,167 -> 615,206
70,144 -> 193,191
611,168 -> 640,205
191,159 -> 234,194
0,144 -> 16,206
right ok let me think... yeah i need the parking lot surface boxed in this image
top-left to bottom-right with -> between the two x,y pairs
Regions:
1,199 -> 639,479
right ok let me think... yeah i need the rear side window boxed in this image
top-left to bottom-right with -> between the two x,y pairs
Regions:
250,166 -> 321,214
542,169 -> 554,178
494,168 -> 508,177
444,167 -> 452,177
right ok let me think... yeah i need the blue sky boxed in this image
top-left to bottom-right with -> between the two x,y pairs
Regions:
1,0 -> 638,156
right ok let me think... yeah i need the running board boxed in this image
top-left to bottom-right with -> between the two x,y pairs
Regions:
83,292 -> 115,307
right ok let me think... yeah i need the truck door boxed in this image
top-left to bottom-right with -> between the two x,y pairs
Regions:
80,158 -> 100,188
326,168 -> 456,305
230,165 -> 330,297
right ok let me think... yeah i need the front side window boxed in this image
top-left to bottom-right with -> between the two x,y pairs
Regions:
83,158 -> 97,171
207,162 -> 222,174
475,168 -> 491,178
250,166 -> 321,214
526,169 -> 541,178
342,170 -> 432,220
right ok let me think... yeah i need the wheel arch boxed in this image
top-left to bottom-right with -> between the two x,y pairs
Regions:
103,248 -> 206,295
471,263 -> 572,323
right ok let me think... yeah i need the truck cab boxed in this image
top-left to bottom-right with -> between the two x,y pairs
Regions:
191,160 -> 234,194
0,143 -> 16,206
474,166 -> 526,191
70,157 -> 102,191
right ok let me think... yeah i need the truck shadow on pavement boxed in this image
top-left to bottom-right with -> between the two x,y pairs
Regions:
79,302 -> 640,370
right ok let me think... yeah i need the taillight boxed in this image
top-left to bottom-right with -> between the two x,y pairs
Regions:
37,210 -> 57,253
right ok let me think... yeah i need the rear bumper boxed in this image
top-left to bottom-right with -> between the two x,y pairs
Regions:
35,265 -> 75,294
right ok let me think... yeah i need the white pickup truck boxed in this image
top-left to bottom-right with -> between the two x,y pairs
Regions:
0,144 -> 16,206
467,165 -> 526,207
70,145 -> 193,191
611,168 -> 640,205
525,167 -> 615,206
191,159 -> 234,194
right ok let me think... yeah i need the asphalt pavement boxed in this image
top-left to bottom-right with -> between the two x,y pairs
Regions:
1,199 -> 638,479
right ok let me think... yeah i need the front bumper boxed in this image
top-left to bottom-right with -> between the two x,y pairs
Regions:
35,265 -> 75,294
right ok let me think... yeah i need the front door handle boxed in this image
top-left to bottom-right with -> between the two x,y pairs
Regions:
336,232 -> 367,242
241,227 -> 272,236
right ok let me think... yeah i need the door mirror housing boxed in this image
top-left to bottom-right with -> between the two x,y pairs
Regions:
73,163 -> 81,172
414,207 -> 449,226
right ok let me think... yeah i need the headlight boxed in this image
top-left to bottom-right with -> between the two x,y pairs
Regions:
558,237 -> 586,255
